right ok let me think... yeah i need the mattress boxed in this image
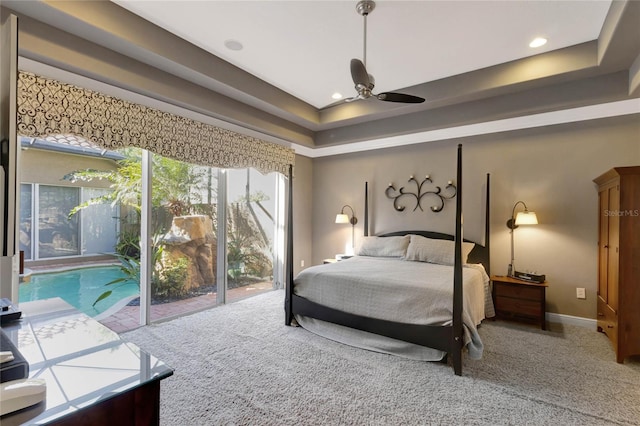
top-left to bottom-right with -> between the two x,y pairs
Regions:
293,256 -> 493,361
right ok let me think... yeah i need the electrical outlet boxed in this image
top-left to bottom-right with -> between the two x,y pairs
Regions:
300,260 -> 304,268
576,287 -> 586,299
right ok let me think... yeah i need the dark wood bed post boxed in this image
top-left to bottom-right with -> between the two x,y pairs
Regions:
485,173 -> 491,277
452,144 -> 464,376
364,182 -> 369,237
285,164 -> 294,325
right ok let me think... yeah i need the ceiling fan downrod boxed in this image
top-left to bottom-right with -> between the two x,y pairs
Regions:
356,0 -> 375,67
347,0 -> 424,104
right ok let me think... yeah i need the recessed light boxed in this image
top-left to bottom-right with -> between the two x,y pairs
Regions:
332,92 -> 343,100
529,37 -> 547,48
224,39 -> 243,51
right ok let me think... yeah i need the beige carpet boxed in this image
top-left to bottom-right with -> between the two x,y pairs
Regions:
123,289 -> 640,425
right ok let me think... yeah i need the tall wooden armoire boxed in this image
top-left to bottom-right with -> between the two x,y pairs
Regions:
593,166 -> 640,363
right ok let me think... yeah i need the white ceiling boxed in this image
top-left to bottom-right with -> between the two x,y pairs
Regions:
7,0 -> 637,152
113,0 -> 612,109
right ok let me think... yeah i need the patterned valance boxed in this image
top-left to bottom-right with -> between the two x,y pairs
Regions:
16,71 -> 295,175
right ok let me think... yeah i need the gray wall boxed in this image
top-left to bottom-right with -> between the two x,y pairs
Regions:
292,154 -> 313,277
302,115 -> 640,319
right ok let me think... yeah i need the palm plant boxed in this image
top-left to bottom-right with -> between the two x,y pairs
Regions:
64,157 -> 143,217
93,234 -> 165,306
92,251 -> 140,306
227,202 -> 272,283
65,149 -> 211,219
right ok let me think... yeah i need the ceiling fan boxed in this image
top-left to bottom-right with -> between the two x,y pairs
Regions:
345,0 -> 425,104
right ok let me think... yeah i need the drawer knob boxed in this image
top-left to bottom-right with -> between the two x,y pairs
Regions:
607,325 -> 614,329
597,312 -> 604,317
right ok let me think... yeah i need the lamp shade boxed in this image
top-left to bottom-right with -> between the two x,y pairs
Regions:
515,211 -> 538,225
335,214 -> 350,224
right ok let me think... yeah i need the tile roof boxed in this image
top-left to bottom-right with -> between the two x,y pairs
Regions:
20,134 -> 125,160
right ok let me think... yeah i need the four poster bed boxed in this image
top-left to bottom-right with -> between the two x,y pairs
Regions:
285,144 -> 492,375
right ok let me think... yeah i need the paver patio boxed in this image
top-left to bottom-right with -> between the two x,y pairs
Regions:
98,282 -> 274,333
27,262 -> 274,334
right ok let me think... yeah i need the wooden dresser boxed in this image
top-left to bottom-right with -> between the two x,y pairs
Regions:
593,166 -> 640,363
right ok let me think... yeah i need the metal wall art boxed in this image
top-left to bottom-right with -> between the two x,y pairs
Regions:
385,175 -> 457,213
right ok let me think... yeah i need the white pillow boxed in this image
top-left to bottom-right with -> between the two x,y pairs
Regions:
404,234 -> 475,265
356,235 -> 410,257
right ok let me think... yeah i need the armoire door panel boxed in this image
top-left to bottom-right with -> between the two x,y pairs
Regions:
597,190 -> 609,302
607,185 -> 620,312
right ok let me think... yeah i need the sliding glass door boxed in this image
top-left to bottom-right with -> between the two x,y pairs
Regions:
37,185 -> 80,258
151,154 -> 277,321
225,168 -> 277,302
148,152 -> 219,322
18,142 -> 283,331
146,153 -> 279,322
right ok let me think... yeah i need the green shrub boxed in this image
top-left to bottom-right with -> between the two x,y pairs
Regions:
115,231 -> 140,258
153,257 -> 189,298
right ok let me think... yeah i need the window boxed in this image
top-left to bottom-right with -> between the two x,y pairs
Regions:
20,184 -> 118,260
15,71 -> 293,329
38,185 -> 80,258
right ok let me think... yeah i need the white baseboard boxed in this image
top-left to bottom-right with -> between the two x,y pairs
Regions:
546,312 -> 597,329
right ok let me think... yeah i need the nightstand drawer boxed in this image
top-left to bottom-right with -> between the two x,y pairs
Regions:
496,296 -> 542,317
495,283 -> 542,300
491,275 -> 548,330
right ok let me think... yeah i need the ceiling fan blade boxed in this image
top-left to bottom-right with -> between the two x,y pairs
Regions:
350,59 -> 371,88
377,92 -> 425,104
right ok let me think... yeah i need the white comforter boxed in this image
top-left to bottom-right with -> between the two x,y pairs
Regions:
293,256 -> 493,361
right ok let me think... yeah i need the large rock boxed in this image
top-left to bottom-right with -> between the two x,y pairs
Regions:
161,215 -> 216,291
163,215 -> 215,246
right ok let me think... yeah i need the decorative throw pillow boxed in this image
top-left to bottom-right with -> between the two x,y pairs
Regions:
356,235 -> 410,257
404,234 -> 475,265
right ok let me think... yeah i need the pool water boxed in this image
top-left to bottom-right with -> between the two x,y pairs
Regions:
19,266 -> 140,317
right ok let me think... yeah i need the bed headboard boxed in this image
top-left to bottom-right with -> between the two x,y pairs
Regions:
377,230 -> 489,271
365,173 -> 491,275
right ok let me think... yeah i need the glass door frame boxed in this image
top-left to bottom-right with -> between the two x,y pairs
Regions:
136,152 -> 283,327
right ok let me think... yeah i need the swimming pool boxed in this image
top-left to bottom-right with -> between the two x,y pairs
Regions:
19,265 -> 140,318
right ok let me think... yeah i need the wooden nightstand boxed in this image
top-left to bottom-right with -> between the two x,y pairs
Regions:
323,255 -> 353,264
491,275 -> 548,330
